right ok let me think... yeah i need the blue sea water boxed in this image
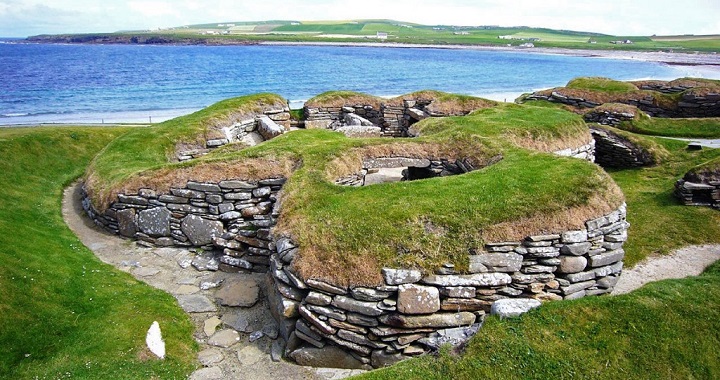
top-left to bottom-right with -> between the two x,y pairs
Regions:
0,41 -> 715,125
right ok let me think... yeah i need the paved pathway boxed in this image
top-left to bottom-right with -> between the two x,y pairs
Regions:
62,183 -> 364,380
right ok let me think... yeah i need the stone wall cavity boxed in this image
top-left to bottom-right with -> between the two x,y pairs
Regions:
675,179 -> 720,209
553,140 -> 596,162
82,178 -> 286,273
590,127 -> 654,168
267,204 -> 629,369
176,107 -> 290,161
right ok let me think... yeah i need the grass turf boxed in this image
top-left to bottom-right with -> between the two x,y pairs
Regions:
0,126 -> 197,379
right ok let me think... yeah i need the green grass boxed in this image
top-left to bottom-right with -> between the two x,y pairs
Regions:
618,116 -> 720,138
0,126 -> 197,379
566,77 -> 639,93
357,260 -> 720,380
86,97 -> 617,286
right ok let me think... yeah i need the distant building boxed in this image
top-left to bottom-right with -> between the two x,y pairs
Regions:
291,22 -> 300,26
454,31 -> 470,35
519,42 -> 535,48
498,35 -> 513,39
376,32 -> 388,40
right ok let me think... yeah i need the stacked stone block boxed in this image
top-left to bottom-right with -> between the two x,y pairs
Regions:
267,205 -> 629,368
675,179 -> 720,209
590,127 -> 654,168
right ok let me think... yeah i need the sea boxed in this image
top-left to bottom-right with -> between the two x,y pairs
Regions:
1,40 -> 718,125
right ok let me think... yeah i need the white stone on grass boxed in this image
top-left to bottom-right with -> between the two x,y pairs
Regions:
146,321 -> 166,359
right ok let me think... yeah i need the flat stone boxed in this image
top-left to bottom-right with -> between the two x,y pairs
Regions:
350,287 -> 393,302
440,298 -> 489,312
189,367 -> 223,380
192,251 -> 219,271
588,249 -> 625,268
236,344 -> 264,366
561,230 -> 588,243
289,345 -> 366,369
257,115 -> 285,140
137,207 -> 171,237
177,294 -> 217,313
187,181 -> 222,193
439,287 -> 476,298
219,180 -> 256,190
181,215 -> 224,246
175,284 -> 199,295
306,291 -> 333,306
422,273 -> 512,287
565,270 -> 596,283
332,296 -> 384,316
215,278 -> 259,307
379,312 -> 476,328
397,284 -> 440,314
561,280 -> 597,295
198,348 -> 224,366
203,316 -> 222,337
560,242 -> 592,256
490,299 -> 542,319
469,252 -> 523,273
208,329 -> 240,348
382,268 -> 423,285
306,278 -> 347,295
221,313 -> 250,332
557,256 -> 588,274
299,305 -> 337,335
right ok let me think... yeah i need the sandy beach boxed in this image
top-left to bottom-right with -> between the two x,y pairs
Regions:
259,40 -> 720,71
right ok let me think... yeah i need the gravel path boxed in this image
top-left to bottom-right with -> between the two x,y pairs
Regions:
62,183 -> 364,380
613,245 -> 720,294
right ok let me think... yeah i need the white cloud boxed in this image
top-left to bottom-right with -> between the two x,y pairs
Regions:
0,0 -> 718,37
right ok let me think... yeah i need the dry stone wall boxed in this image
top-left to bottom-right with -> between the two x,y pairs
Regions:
675,179 -> 720,209
82,178 -> 286,273
176,107 -> 290,162
590,127 -> 654,168
267,204 -> 629,369
526,90 -> 720,118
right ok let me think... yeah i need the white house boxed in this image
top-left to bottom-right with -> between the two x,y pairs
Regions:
376,32 -> 388,40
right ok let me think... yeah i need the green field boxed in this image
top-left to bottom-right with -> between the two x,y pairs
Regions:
0,126 -> 197,379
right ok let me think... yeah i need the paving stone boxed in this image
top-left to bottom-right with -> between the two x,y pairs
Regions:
177,294 -> 217,313
215,277 -> 259,307
203,316 -> 222,337
221,313 -> 250,332
133,267 -> 160,277
189,367 -> 223,380
208,329 -> 240,348
197,347 -> 224,366
236,344 -> 264,366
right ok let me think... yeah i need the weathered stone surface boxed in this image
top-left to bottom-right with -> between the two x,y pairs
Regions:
557,256 -> 588,274
379,312 -> 476,328
382,268 -> 423,285
198,348 -> 224,366
469,252 -> 523,273
116,208 -> 137,237
417,323 -> 482,350
560,242 -> 592,256
598,275 -> 620,289
236,344 -> 264,366
422,273 -> 512,287
561,280 -> 596,295
564,270 -> 596,283
561,230 -> 588,243
192,251 -> 219,271
299,305 -> 337,335
181,215 -> 223,246
332,296 -> 384,316
347,312 -> 379,327
439,286 -> 476,298
189,367 -> 223,380
371,350 -> 406,368
440,297 -> 489,312
289,345 -> 366,369
215,278 -> 259,307
306,304 -> 346,321
203,316 -> 222,337
177,294 -> 217,313
350,287 -> 393,302
221,313 -> 250,332
208,329 -> 240,348
257,115 -> 285,140
588,249 -> 625,268
397,284 -> 440,314
336,125 -> 382,138
306,278 -> 346,295
490,299 -> 542,319
137,207 -> 171,237
305,291 -> 333,306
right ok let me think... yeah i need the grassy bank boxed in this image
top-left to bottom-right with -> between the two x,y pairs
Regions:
618,117 -> 720,138
356,135 -> 720,380
0,127 -> 196,379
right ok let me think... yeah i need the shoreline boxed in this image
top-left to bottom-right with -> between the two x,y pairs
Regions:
258,40 -> 720,68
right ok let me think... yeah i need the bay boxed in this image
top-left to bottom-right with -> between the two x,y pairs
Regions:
0,42 -> 709,125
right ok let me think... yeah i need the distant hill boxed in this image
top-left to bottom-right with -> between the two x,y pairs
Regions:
25,19 -> 720,53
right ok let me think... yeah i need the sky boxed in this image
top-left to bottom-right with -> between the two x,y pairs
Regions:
1,0 -> 718,38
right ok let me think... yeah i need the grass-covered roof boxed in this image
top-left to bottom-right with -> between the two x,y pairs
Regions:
84,92 -> 623,286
